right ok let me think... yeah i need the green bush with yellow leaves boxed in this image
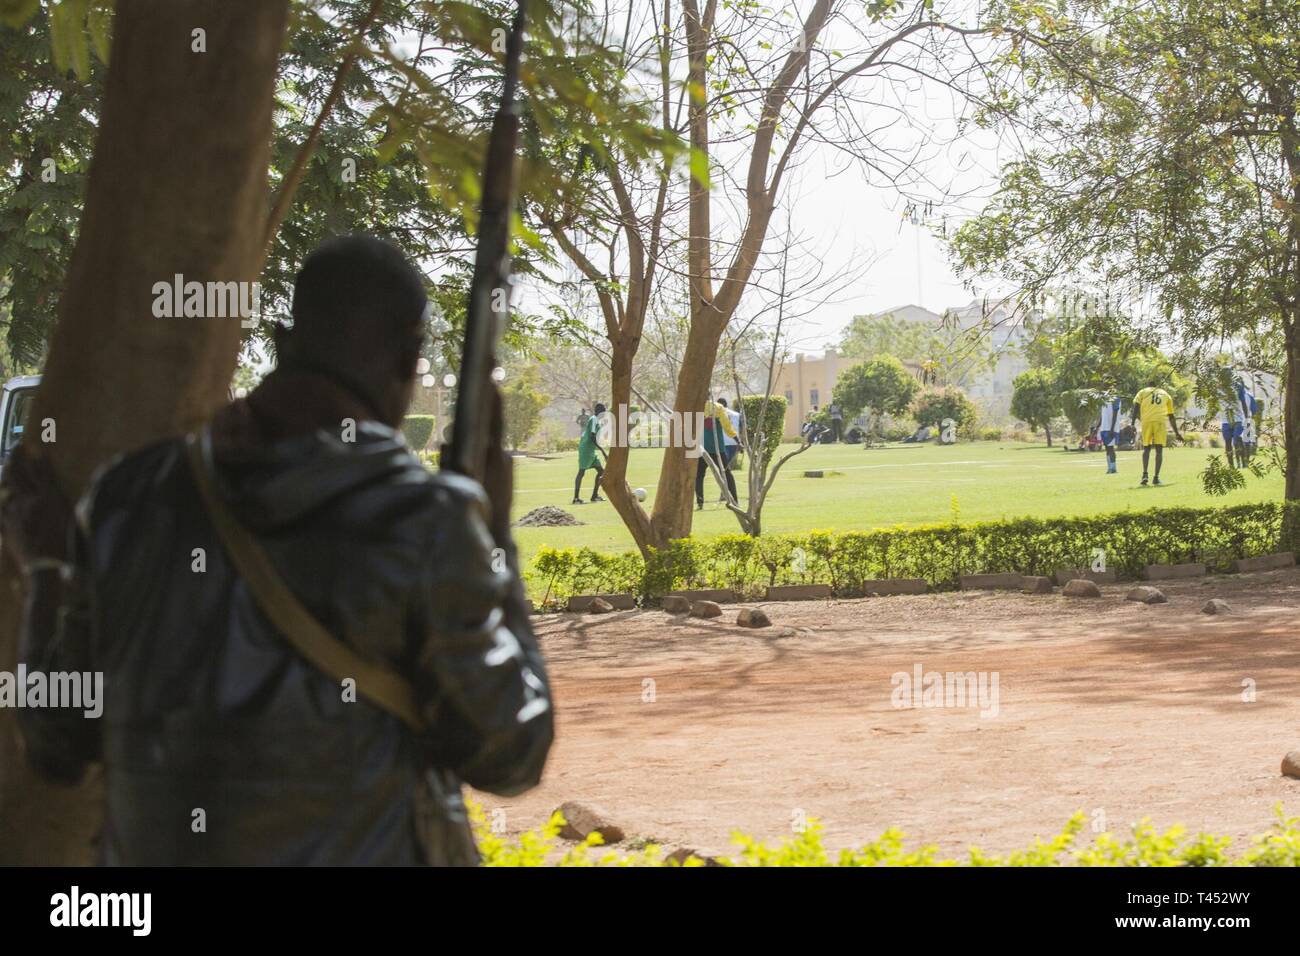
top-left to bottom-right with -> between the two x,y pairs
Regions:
470,802 -> 1300,867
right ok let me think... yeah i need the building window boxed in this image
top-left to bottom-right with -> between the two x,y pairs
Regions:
784,390 -> 793,403
810,389 -> 819,407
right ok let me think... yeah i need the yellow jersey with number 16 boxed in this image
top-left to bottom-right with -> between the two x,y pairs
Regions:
1134,387 -> 1173,422
1134,387 -> 1172,445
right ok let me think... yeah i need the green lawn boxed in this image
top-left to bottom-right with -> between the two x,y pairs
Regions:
510,440 -> 1284,566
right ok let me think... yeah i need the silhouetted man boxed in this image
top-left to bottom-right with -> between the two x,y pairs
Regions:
1,236 -> 553,865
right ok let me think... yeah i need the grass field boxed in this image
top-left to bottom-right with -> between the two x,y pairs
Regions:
510,440 -> 1285,566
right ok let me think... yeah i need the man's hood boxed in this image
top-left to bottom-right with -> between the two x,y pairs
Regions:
209,422 -> 418,533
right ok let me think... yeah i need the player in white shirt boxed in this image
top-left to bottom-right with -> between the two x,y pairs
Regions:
1095,395 -> 1123,474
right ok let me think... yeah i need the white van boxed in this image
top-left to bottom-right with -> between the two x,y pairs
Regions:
0,374 -> 40,480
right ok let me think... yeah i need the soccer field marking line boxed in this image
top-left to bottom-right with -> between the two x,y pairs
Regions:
514,454 -> 1168,495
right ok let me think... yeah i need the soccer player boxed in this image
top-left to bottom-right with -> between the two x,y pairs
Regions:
1213,373 -> 1244,469
1131,379 -> 1183,486
696,395 -> 738,509
573,401 -> 607,504
1234,375 -> 1261,467
1095,393 -> 1123,474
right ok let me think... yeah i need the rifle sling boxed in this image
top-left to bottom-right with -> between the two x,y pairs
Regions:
184,433 -> 425,732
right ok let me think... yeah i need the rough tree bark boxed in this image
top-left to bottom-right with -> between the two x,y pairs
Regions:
0,0 -> 289,865
647,0 -> 832,547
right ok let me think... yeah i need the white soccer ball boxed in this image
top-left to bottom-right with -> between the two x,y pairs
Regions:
634,487 -> 647,502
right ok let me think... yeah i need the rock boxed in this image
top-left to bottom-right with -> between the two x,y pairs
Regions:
1062,578 -> 1101,598
690,600 -> 722,618
1021,576 -> 1054,594
662,595 -> 692,615
1126,586 -> 1168,605
1283,751 -> 1300,780
664,846 -> 718,866
1202,598 -> 1231,615
737,607 -> 771,628
587,597 -> 614,614
567,593 -> 636,611
556,801 -> 626,844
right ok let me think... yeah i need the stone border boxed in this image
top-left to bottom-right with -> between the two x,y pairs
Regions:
566,593 -> 637,612
763,583 -> 833,601
1144,562 -> 1206,581
959,572 -> 1023,590
1052,568 -> 1117,585
859,578 -> 929,596
663,588 -> 739,605
1232,552 -> 1296,573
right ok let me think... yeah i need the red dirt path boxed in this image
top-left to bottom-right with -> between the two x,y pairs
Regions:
476,569 -> 1300,858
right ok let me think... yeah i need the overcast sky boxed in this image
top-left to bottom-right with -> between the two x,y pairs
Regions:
508,0 -> 1013,356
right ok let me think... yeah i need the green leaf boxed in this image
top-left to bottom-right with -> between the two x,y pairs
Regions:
688,147 -> 710,189
0,0 -> 39,29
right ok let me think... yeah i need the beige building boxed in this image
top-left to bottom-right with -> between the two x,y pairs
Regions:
773,300 -> 1032,438
772,348 -> 851,438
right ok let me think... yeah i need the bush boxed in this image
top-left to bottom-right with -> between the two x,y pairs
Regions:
980,427 -> 1004,441
525,501 -> 1300,604
911,386 -> 977,430
401,415 -> 436,451
471,801 -> 1300,866
552,437 -> 580,453
738,394 -> 788,467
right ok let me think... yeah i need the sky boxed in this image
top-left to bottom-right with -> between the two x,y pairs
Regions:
513,0 -> 1015,357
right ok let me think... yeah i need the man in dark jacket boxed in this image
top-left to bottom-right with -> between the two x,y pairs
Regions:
0,236 -> 553,864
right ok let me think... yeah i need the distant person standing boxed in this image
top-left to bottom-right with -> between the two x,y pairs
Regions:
1095,394 -> 1123,474
696,396 -> 737,509
1131,380 -> 1183,486
573,402 -> 606,505
828,403 -> 843,443
718,397 -> 743,501
1234,375 -> 1261,466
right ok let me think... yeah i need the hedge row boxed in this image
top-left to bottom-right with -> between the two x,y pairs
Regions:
526,502 -> 1300,604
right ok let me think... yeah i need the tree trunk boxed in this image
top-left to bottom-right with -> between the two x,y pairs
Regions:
646,313 -> 724,548
603,336 -> 655,554
1046,425 -> 1052,448
1285,330 -> 1300,501
0,0 -> 289,865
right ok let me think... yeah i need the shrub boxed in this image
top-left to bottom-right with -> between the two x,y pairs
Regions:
980,426 -> 1004,441
471,801 -> 1300,866
401,415 -> 436,451
911,386 -> 977,430
525,501 -> 1300,604
739,394 -> 788,467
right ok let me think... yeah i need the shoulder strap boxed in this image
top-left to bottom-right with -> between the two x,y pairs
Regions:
184,432 -> 425,731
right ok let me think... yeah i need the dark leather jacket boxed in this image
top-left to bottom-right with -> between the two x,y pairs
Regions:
19,418 -> 553,865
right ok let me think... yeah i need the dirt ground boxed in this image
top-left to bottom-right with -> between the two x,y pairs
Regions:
476,569 -> 1300,859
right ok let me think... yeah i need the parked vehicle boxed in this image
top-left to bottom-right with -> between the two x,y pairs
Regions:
0,374 -> 40,480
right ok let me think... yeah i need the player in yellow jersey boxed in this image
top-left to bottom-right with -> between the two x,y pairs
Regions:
1130,379 -> 1183,486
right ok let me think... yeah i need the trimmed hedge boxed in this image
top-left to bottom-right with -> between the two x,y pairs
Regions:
402,414 -> 436,451
527,502 -> 1300,604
